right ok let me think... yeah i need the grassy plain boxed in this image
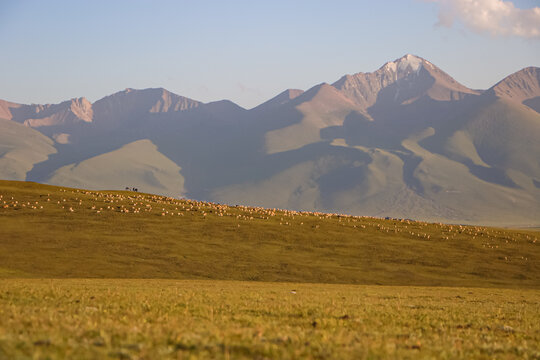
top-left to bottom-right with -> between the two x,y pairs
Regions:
1,180 -> 539,359
1,279 -> 539,359
0,180 -> 539,287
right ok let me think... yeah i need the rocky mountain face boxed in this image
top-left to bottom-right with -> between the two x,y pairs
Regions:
489,66 -> 540,113
1,55 -> 539,226
333,54 -> 479,109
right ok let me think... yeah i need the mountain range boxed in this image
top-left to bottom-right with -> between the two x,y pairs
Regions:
1,54 -> 539,226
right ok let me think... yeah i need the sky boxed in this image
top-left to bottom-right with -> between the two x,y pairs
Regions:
0,0 -> 539,109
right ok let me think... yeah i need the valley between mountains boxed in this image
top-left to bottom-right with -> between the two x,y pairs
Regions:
1,55 -> 539,226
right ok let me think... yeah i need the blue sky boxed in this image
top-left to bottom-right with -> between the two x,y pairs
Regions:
0,0 -> 539,108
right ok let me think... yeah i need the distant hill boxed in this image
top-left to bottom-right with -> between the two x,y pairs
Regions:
1,55 -> 539,226
0,180 -> 538,287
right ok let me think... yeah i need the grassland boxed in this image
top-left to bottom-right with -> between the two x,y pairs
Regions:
0,180 -> 539,287
1,279 -> 539,359
1,180 -> 539,359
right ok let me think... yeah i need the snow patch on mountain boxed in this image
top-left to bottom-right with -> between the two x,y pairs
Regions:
381,54 -> 424,79
399,54 -> 422,72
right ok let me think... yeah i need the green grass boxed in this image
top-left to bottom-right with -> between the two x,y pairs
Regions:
1,180 -> 539,359
0,279 -> 539,359
0,180 -> 539,287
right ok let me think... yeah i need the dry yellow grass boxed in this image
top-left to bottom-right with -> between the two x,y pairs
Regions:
0,279 -> 539,359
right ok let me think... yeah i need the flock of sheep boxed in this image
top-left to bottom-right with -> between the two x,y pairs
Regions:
1,187 -> 537,264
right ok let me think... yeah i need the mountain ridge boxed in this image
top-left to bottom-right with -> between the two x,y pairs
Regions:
488,66 -> 540,114
3,60 -> 539,120
332,54 -> 480,109
1,55 -> 539,226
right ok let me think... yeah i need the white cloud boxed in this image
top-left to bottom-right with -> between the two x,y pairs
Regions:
426,0 -> 540,38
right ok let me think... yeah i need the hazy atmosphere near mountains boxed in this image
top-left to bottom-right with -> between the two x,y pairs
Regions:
1,0 -> 540,226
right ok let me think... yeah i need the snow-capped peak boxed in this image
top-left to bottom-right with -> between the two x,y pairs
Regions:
383,61 -> 397,73
398,54 -> 423,73
381,54 -> 426,78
